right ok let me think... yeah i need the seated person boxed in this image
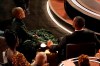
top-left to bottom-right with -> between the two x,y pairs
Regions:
3,29 -> 31,66
78,54 -> 90,66
11,7 -> 34,44
31,52 -> 49,66
47,16 -> 100,63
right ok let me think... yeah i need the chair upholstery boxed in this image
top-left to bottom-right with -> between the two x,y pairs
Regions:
66,42 -> 96,59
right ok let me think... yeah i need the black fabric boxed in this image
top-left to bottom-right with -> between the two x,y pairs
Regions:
17,40 -> 40,63
66,43 -> 96,59
13,0 -> 29,10
9,18 -> 34,44
49,30 -> 100,62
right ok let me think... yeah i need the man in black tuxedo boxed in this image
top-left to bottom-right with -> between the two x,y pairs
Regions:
11,7 -> 33,43
47,16 -> 100,62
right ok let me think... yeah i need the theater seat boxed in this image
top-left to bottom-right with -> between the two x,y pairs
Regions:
66,43 -> 96,59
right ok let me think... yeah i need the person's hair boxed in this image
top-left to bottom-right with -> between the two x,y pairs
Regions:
73,16 -> 85,30
4,29 -> 18,49
12,7 -> 25,18
78,54 -> 90,66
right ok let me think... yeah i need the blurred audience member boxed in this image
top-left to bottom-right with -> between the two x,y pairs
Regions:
47,16 -> 100,62
31,52 -> 49,66
11,7 -> 33,44
3,29 -> 31,66
11,7 -> 40,63
78,54 -> 90,66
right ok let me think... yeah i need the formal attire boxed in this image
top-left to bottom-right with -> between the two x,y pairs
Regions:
11,18 -> 33,43
0,18 -> 34,44
49,29 -> 100,62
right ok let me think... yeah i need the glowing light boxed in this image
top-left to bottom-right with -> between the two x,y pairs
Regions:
40,43 -> 46,48
72,0 -> 100,17
46,1 -> 73,34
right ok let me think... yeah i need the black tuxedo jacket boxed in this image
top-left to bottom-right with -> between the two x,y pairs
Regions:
50,30 -> 100,51
49,30 -> 100,62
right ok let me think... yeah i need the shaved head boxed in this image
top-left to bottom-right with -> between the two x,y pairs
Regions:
12,7 -> 25,19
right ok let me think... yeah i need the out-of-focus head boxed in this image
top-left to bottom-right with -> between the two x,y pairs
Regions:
12,7 -> 25,19
73,16 -> 85,30
4,29 -> 19,50
78,54 -> 90,66
35,52 -> 47,66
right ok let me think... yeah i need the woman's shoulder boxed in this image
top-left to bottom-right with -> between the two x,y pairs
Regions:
12,51 -> 31,66
11,51 -> 24,61
16,51 -> 25,57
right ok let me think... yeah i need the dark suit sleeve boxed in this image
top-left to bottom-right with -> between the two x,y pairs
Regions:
94,34 -> 100,50
16,25 -> 34,43
21,25 -> 34,40
49,35 -> 69,52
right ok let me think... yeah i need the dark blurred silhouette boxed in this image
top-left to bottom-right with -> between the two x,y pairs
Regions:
47,16 -> 100,63
13,0 -> 30,14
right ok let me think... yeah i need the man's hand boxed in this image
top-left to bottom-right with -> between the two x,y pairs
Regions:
47,40 -> 53,48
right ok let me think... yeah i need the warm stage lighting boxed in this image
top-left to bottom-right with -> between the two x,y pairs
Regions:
46,1 -> 73,34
